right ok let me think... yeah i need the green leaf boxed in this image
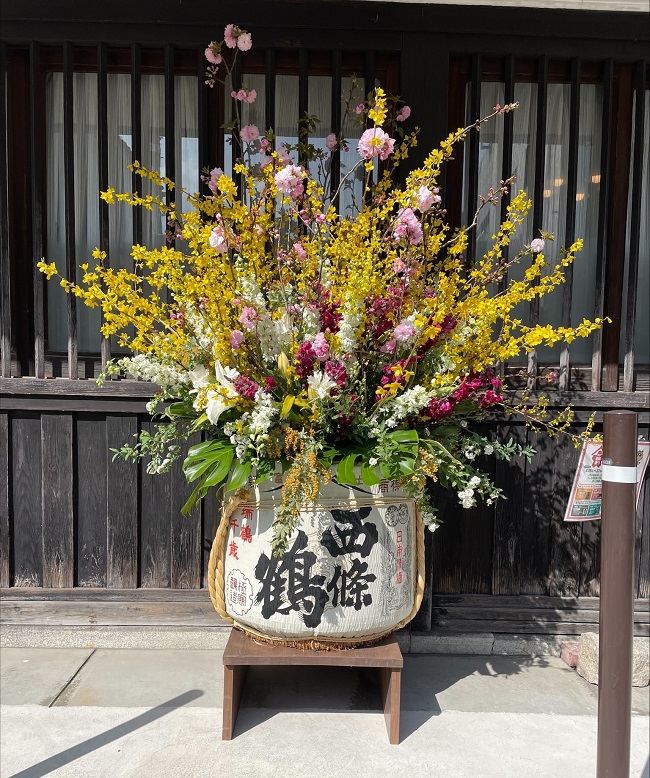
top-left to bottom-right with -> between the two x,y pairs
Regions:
388,429 -> 419,445
337,453 -> 359,485
203,448 -> 235,488
254,458 -> 275,484
361,460 -> 381,486
227,460 -> 252,491
166,400 -> 197,419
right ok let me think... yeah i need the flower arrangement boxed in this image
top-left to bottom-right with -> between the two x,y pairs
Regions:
39,24 -> 602,557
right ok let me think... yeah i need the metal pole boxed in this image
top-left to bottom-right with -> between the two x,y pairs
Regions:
597,409 -> 638,778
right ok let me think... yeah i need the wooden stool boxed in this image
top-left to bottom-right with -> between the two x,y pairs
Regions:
222,628 -> 403,744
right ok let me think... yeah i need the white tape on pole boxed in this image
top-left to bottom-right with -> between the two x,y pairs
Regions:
601,464 -> 638,484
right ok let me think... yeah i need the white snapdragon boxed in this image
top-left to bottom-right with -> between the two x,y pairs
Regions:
336,298 -> 362,354
257,310 -> 292,362
236,272 -> 266,309
381,385 -> 433,425
248,389 -> 278,441
117,354 -> 188,393
183,306 -> 213,351
301,306 -> 321,337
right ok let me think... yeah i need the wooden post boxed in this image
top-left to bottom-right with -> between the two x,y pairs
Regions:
596,410 -> 637,778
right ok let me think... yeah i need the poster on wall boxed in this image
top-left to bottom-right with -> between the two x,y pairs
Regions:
564,440 -> 650,522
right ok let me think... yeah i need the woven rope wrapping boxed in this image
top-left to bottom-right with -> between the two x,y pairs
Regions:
207,492 -> 426,650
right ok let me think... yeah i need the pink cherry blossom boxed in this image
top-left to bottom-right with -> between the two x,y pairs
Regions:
239,306 -> 260,331
237,32 -> 252,51
393,321 -> 417,342
325,133 -> 337,151
311,332 -> 330,361
293,243 -> 307,261
393,258 -> 406,273
240,124 -> 260,143
380,340 -> 396,354
392,207 -> 423,245
357,127 -> 395,161
415,185 -> 440,212
355,104 -> 365,114
274,164 -> 305,199
244,89 -> 256,104
208,167 -> 224,193
230,330 -> 245,349
209,225 -> 228,253
530,238 -> 545,253
224,24 -> 237,48
396,105 -> 411,122
204,44 -> 222,65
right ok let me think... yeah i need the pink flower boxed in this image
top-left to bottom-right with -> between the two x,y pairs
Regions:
293,243 -> 307,261
380,340 -> 396,354
530,238 -> 545,253
234,375 -> 258,400
240,124 -> 260,143
244,88 -> 256,104
205,44 -> 222,65
239,306 -> 260,331
230,330 -> 245,349
415,185 -> 440,212
224,24 -> 237,48
357,127 -> 395,161
209,225 -> 228,253
396,105 -> 411,122
237,32 -> 252,51
208,167 -> 224,193
393,321 -> 417,342
392,207 -> 423,245
274,164 -> 305,199
355,103 -> 365,114
393,258 -> 406,273
325,133 -> 337,151
311,332 -> 329,361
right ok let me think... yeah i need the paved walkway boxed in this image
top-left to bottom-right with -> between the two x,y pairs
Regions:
1,646 -> 648,778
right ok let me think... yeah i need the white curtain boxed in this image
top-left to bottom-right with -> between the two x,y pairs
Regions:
464,80 -> 604,366
46,72 -> 198,353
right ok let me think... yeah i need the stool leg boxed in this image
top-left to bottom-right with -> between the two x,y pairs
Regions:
222,665 -> 248,740
379,667 -> 401,745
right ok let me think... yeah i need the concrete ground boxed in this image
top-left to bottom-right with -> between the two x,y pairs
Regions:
1,646 -> 648,778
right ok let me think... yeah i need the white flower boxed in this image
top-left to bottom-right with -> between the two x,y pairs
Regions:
214,361 -> 239,397
307,371 -> 338,400
189,364 -> 211,389
469,475 -> 481,488
530,238 -> 545,253
457,488 -> 476,509
205,392 -> 230,426
484,444 -> 494,455
368,457 -> 378,466
460,420 -> 468,428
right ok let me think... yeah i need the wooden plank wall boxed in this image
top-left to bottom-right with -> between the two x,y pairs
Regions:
0,408 -> 648,603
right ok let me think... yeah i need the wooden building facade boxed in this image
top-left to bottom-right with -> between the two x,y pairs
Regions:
1,1 -> 648,637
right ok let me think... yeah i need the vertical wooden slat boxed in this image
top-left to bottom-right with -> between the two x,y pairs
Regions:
63,42 -> 78,379
164,44 -> 175,247
430,482 -> 463,595
330,49 -> 342,204
140,420 -> 171,587
41,414 -> 74,587
97,43 -> 111,373
622,62 -> 646,393
0,42 -> 11,378
527,55 -> 548,390
559,58 -> 581,391
11,415 -> 42,586
460,454 -> 495,595
106,415 -> 138,587
131,43 -> 142,246
202,471 -> 220,589
170,434 -> 201,589
0,413 -> 10,587
76,416 -> 107,587
602,64 -> 634,391
492,424 -> 526,594
30,43 -> 45,378
549,434 -> 582,597
298,48 -> 309,168
466,54 -> 481,265
591,59 -> 613,392
198,46 -> 209,190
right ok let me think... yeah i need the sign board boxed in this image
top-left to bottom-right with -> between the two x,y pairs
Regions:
564,440 -> 650,522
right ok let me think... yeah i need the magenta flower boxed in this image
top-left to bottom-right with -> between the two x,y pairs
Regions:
396,105 -> 411,122
234,375 -> 258,400
230,330 -> 245,350
325,133 -> 337,151
240,124 -> 260,143
355,103 -> 365,114
357,127 -> 395,161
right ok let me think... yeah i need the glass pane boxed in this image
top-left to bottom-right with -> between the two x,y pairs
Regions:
308,75 -> 332,186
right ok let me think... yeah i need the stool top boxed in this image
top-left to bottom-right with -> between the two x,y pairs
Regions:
223,628 -> 403,668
